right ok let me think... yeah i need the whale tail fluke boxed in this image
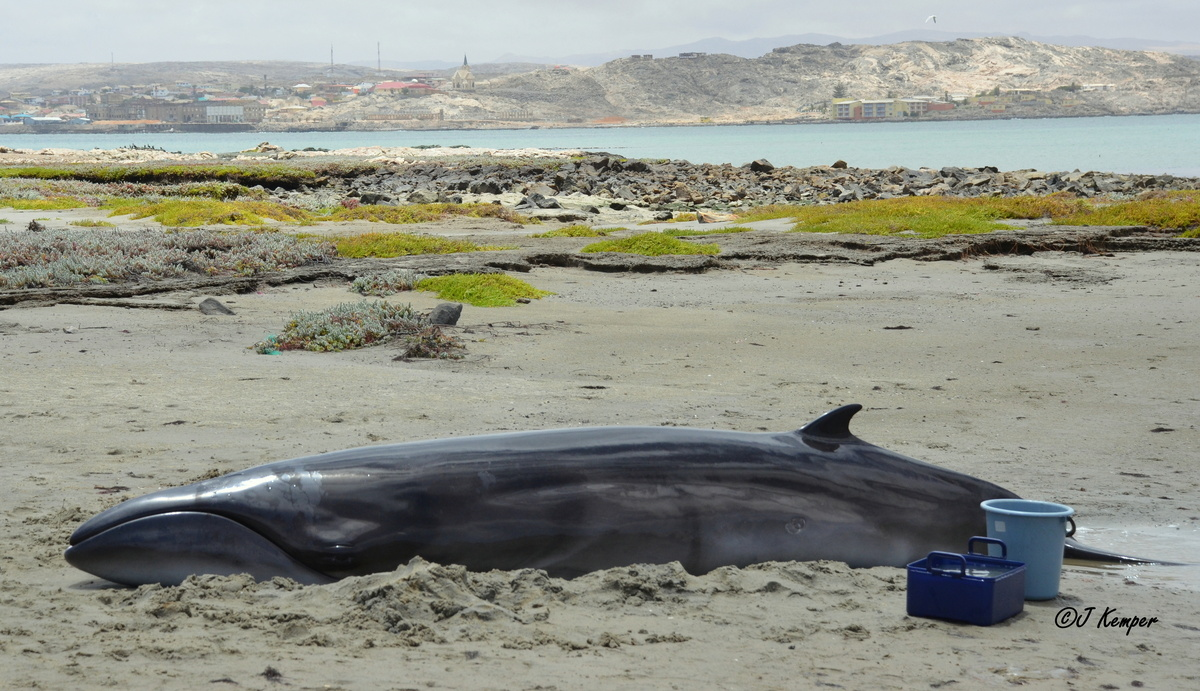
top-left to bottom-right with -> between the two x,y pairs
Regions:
1064,537 -> 1187,566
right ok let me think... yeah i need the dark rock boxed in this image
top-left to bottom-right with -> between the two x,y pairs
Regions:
468,179 -> 502,195
198,298 -> 235,315
525,182 -> 557,197
358,192 -> 391,205
748,159 -> 775,173
528,192 -> 561,209
428,302 -> 463,326
408,189 -> 438,204
831,160 -> 848,169
674,183 -> 703,203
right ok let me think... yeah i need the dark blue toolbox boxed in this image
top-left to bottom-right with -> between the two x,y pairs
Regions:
906,537 -> 1026,626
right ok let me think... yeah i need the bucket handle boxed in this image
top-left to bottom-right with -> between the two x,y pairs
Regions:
968,536 -> 1007,558
925,551 -> 967,577
1065,516 -> 1077,538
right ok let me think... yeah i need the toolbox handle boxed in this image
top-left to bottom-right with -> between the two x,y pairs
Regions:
925,551 -> 967,577
968,536 -> 1007,558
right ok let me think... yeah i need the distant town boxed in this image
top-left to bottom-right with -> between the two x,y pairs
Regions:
830,83 -> 1113,121
0,37 -> 1177,133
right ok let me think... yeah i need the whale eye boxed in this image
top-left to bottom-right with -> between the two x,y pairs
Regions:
785,517 -> 806,535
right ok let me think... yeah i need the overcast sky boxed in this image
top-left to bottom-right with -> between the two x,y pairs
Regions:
3,0 -> 1196,65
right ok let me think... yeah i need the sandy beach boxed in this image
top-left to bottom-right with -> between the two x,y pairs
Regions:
2,202 -> 1199,689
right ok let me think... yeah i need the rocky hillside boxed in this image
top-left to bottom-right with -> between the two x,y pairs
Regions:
486,37 -> 1200,121
4,37 -> 1199,126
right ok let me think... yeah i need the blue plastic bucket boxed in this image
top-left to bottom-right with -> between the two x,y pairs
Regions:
980,499 -> 1075,600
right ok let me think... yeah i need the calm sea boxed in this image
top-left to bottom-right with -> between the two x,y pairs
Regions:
3,113 -> 1198,176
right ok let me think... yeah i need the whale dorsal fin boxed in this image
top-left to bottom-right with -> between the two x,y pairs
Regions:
797,404 -> 863,439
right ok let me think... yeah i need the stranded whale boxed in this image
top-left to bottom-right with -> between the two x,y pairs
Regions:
65,404 -> 1159,586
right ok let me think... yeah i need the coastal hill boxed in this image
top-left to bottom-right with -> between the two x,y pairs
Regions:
2,37 -> 1199,129
485,37 -> 1200,123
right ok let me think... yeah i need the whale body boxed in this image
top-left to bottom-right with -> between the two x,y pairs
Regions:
64,404 -> 1153,586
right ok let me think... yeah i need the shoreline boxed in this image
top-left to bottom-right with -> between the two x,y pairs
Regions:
5,109 -> 1200,137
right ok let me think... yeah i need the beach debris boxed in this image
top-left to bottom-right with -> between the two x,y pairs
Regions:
94,485 -> 130,494
198,297 -> 236,315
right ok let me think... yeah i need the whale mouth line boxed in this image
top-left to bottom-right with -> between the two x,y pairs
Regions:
64,511 -> 334,586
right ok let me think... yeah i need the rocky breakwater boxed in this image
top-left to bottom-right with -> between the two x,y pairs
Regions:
313,155 -> 1200,219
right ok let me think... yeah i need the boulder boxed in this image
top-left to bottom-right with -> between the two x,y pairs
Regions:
198,298 -> 235,315
468,179 -> 502,195
358,192 -> 391,205
408,189 -> 439,204
428,303 -> 463,326
525,182 -> 558,197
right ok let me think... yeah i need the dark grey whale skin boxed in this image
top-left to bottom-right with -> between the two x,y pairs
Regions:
64,404 -> 1148,587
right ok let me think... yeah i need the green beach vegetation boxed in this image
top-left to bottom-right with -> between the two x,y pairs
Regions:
350,269 -> 428,296
415,273 -> 554,307
660,226 -> 755,236
0,163 -> 322,187
332,232 -> 513,258
581,232 -> 720,256
252,300 -> 463,358
734,193 -> 1200,238
529,224 -> 620,238
1053,190 -> 1200,235
0,196 -> 91,210
104,198 -> 313,226
0,228 -> 336,289
330,202 -> 531,225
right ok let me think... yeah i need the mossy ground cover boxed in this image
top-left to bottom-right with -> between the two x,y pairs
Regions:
581,232 -> 719,256
530,224 -> 620,238
330,202 -> 531,225
332,232 -> 513,258
1052,190 -> 1200,235
734,194 -> 1200,238
734,197 -> 1078,238
104,199 -> 314,227
660,226 -> 754,236
415,273 -> 554,307
0,163 -> 320,187
0,196 -> 91,210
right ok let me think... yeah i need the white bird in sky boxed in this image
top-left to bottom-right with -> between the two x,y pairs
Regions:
926,15 -> 937,23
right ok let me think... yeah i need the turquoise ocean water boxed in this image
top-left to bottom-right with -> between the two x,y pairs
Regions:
2,113 -> 1198,176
